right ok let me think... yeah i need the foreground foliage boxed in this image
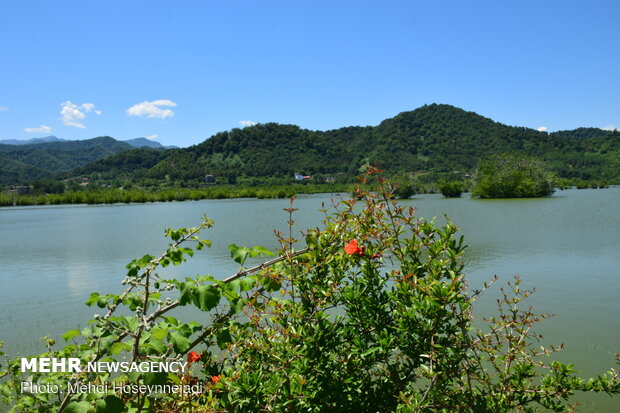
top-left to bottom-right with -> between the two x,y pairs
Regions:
1,171 -> 618,412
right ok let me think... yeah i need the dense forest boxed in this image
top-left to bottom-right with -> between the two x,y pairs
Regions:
142,104 -> 620,184
0,137 -> 172,185
0,137 -> 132,185
2,104 -> 619,187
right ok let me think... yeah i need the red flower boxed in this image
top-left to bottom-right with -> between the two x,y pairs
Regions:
187,351 -> 201,363
344,239 -> 360,255
344,239 -> 365,256
211,374 -> 222,384
371,253 -> 380,259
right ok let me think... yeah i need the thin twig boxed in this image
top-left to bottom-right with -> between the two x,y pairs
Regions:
222,247 -> 310,284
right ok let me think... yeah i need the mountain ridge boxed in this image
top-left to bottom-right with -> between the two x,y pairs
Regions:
0,136 -> 66,145
140,104 -> 619,183
2,104 -> 619,185
0,137 -> 133,184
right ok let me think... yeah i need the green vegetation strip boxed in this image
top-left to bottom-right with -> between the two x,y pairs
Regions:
0,184 -> 351,207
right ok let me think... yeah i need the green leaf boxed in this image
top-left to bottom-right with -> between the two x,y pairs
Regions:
229,243 -> 250,265
162,316 -> 179,326
193,285 -> 221,311
62,329 -> 81,342
251,245 -> 274,257
169,332 -> 190,354
167,247 -> 185,265
180,247 -> 194,257
178,282 -> 194,306
196,239 -> 212,250
225,279 -> 241,293
64,401 -> 95,413
239,276 -> 255,292
126,262 -> 139,278
137,254 -> 155,268
150,327 -> 168,341
229,298 -> 244,315
197,274 -> 220,285
143,339 -> 167,354
168,373 -> 181,384
85,292 -> 100,307
166,228 -> 183,241
361,346 -> 381,357
110,342 -> 128,355
96,395 -> 124,413
143,372 -> 167,386
262,276 -> 281,292
216,328 -> 232,350
120,316 -> 139,331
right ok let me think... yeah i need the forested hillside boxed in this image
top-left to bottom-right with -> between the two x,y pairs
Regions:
0,137 -> 132,184
145,123 -> 368,181
4,104 -> 619,186
140,104 -> 620,183
69,147 -> 170,180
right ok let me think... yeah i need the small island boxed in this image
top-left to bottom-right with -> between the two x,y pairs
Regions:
472,153 -> 556,198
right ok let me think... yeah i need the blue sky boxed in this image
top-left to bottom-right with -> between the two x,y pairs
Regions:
1,1 -> 619,147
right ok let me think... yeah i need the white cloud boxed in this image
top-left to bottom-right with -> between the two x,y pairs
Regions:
60,101 -> 101,128
537,126 -> 548,132
239,120 -> 257,127
25,125 -> 52,134
127,99 -> 176,119
601,125 -> 617,131
146,134 -> 159,140
80,102 -> 102,115
0,106 -> 8,111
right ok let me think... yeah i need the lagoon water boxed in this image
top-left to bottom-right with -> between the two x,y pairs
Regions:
1,188 -> 619,411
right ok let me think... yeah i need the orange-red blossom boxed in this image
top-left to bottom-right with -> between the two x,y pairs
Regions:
345,239 -> 380,259
187,351 -> 201,363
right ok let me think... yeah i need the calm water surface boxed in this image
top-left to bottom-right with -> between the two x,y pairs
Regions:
1,188 -> 618,411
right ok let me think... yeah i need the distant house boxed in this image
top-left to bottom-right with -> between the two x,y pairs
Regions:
6,185 -> 30,194
205,175 -> 216,184
294,173 -> 312,182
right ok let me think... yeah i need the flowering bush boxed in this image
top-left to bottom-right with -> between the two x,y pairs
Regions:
1,170 -> 618,412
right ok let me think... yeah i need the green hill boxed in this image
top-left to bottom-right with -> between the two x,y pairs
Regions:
7,104 -> 620,186
145,123 -> 365,181
69,147 -> 171,180
137,104 -> 619,183
0,137 -> 132,184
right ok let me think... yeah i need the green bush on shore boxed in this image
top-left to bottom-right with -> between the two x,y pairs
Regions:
438,179 -> 464,197
473,153 -> 556,198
